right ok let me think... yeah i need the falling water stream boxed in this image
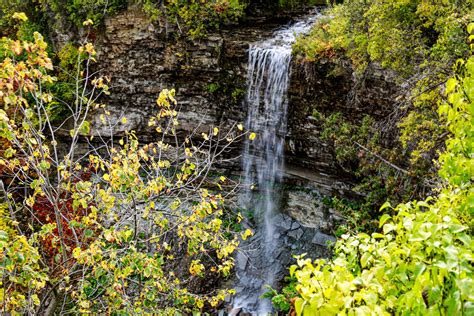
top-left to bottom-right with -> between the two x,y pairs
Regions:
234,13 -> 319,315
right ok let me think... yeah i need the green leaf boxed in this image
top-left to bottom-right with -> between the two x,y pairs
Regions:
468,23 -> 474,34
294,299 -> 304,316
379,201 -> 392,211
0,230 -> 8,241
413,262 -> 426,277
379,214 -> 392,228
78,121 -> 91,135
446,78 -> 458,94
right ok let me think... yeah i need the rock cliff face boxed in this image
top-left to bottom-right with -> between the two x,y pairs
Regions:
93,2 -> 400,223
92,5 -> 399,308
95,6 -> 398,197
285,60 -> 399,194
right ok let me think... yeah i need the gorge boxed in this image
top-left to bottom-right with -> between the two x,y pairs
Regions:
73,3 -> 400,313
1,0 -> 472,315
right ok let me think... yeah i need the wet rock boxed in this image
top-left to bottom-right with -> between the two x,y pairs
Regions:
286,191 -> 328,228
312,231 -> 336,246
253,279 -> 264,289
290,221 -> 301,230
246,296 -> 258,306
288,228 -> 304,240
234,286 -> 244,293
229,307 -> 241,316
239,275 -> 251,287
274,248 -> 284,259
236,253 -> 248,270
274,214 -> 292,230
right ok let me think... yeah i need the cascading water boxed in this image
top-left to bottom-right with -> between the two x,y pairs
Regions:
233,14 -> 319,315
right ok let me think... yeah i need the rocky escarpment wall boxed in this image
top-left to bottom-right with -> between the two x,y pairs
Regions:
91,7 -> 403,302
286,59 -> 399,184
93,4 -> 401,192
93,5 -> 399,224
94,6 -> 289,174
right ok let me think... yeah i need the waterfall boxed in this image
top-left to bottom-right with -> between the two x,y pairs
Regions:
234,14 -> 319,315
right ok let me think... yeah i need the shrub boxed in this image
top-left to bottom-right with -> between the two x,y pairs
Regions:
287,50 -> 474,316
0,16 -> 250,314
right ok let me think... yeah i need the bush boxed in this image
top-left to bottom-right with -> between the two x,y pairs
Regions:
0,17 -> 250,314
286,50 -> 474,316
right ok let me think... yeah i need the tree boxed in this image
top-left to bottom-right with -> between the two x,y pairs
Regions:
0,15 -> 250,314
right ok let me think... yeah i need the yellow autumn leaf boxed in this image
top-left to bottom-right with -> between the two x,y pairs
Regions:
72,247 -> 82,259
237,123 -> 244,131
242,228 -> 253,240
196,300 -> 204,309
249,132 -> 256,140
84,43 -> 95,55
121,117 -> 127,124
213,127 -> 219,136
12,12 -> 28,21
83,19 -> 94,26
102,173 -> 110,181
26,196 -> 35,207
202,133 -> 209,141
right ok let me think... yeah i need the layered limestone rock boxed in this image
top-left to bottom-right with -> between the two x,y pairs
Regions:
94,6 -> 398,192
90,6 -> 400,311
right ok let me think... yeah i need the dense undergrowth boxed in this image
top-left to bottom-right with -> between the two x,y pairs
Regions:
286,53 -> 474,314
291,0 -> 473,234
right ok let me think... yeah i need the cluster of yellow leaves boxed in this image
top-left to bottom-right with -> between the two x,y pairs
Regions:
0,32 -> 54,109
65,91 -> 243,312
0,228 -> 48,313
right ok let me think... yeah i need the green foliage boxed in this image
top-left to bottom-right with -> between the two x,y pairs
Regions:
0,1 -> 41,36
286,53 -> 474,315
205,75 -> 246,105
315,110 -> 420,218
399,85 -> 445,169
48,42 -> 82,120
207,82 -> 221,94
319,113 -> 377,166
323,197 -> 377,236
0,203 -> 15,237
133,0 -> 247,38
0,230 -> 48,313
1,0 -> 126,33
38,0 -> 127,28
262,276 -> 299,313
437,56 -> 474,229
166,0 -> 246,38
295,0 -> 472,75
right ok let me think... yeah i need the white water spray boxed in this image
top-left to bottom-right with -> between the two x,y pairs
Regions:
235,14 -> 319,315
